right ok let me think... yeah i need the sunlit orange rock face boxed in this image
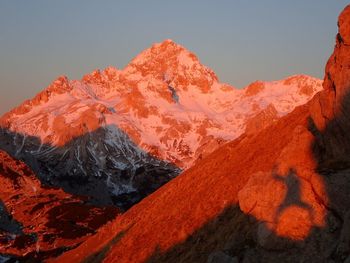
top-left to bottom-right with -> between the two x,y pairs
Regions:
238,169 -> 325,241
53,5 -> 350,263
310,5 -> 350,167
0,150 -> 119,261
244,104 -> 278,134
244,81 -> 265,97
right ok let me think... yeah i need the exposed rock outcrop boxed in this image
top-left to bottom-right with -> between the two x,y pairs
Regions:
0,150 -> 119,261
244,104 -> 278,134
311,5 -> 350,167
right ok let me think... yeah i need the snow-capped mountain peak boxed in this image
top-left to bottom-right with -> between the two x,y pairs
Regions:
124,39 -> 218,93
0,40 -> 323,209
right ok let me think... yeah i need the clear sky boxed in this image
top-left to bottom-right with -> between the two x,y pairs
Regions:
0,1 -> 348,115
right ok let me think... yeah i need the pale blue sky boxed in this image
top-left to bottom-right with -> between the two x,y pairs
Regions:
0,1 -> 348,114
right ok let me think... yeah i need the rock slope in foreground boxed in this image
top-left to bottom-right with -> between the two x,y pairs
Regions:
53,5 -> 350,263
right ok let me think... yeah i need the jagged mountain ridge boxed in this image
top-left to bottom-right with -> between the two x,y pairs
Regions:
1,40 -> 322,168
0,40 -> 322,208
52,5 -> 350,263
0,126 -> 180,209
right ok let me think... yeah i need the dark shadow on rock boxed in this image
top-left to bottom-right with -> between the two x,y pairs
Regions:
82,226 -> 131,263
3,201 -> 120,263
272,168 -> 314,225
0,200 -> 23,236
44,201 -> 118,240
307,92 -> 350,262
0,124 -> 181,210
146,205 -> 333,263
0,156 -> 120,262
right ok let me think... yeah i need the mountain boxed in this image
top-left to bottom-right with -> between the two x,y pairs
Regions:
0,40 -> 322,208
0,150 -> 118,261
52,5 -> 350,263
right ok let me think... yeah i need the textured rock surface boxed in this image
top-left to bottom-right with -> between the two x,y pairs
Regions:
0,150 -> 119,261
207,251 -> 238,263
238,170 -> 325,243
310,5 -> 350,167
244,104 -> 278,134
